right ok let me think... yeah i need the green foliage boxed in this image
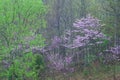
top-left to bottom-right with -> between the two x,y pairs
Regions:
83,68 -> 90,77
33,54 -> 46,77
29,34 -> 46,47
2,52 -> 46,80
0,0 -> 47,79
0,0 -> 47,48
0,0 -> 47,56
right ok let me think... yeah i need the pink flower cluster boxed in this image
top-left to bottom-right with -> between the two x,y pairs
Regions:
63,14 -> 108,48
100,46 -> 120,62
111,46 -> 120,55
73,14 -> 102,29
46,53 -> 74,72
50,36 -> 62,49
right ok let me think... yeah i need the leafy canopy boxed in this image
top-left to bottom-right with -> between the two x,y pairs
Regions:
0,0 -> 47,54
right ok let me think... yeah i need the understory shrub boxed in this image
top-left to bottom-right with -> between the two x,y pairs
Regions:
1,52 -> 46,80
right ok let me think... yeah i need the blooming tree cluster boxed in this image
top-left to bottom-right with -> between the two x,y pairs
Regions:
111,46 -> 120,55
99,45 -> 120,64
42,14 -> 110,73
50,36 -> 62,49
46,53 -> 74,72
108,46 -> 120,61
63,14 -> 107,48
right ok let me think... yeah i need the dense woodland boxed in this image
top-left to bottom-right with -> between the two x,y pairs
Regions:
0,0 -> 120,80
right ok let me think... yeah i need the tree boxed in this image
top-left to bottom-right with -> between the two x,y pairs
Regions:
99,0 -> 120,37
63,14 -> 107,49
0,0 -> 46,55
0,0 -> 47,79
43,0 -> 89,38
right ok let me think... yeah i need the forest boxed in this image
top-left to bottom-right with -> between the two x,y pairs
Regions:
0,0 -> 120,80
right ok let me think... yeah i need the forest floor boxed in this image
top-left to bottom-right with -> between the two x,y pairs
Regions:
53,71 -> 120,80
70,66 -> 120,80
47,64 -> 120,80
48,72 -> 120,80
70,72 -> 120,80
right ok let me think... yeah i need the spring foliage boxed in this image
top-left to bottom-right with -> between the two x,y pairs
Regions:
0,0 -> 47,79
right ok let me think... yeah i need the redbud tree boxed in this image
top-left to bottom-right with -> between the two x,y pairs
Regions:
62,14 -> 108,49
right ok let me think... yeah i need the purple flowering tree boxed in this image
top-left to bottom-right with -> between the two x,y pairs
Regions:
42,14 -> 109,75
50,36 -> 62,49
98,45 -> 120,65
62,14 -> 108,49
110,46 -> 120,61
111,46 -> 120,55
39,36 -> 74,74
103,46 -> 120,62
46,52 -> 74,73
